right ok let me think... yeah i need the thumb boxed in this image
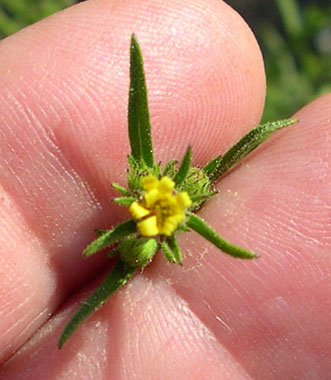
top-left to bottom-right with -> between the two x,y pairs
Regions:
0,0 -> 265,365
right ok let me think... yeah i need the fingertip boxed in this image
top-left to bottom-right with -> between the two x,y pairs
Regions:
0,0 -> 266,363
0,0 -> 266,170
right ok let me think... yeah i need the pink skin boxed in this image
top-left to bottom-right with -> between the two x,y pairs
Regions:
0,0 -> 330,378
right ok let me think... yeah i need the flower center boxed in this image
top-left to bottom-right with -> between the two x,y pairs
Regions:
129,175 -> 192,236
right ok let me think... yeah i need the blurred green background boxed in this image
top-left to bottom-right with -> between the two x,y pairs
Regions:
0,0 -> 330,121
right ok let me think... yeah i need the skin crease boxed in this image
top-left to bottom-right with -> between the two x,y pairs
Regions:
0,0 -> 330,379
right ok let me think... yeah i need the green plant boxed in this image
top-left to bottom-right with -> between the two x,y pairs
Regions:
58,35 -> 296,348
0,0 -> 76,39
260,0 -> 331,121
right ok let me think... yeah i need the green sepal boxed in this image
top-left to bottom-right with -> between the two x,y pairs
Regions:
186,214 -> 257,259
128,34 -> 154,168
152,162 -> 162,178
205,118 -> 297,182
113,196 -> 136,206
174,146 -> 192,189
127,155 -> 162,192
160,237 -> 182,264
84,220 -> 137,257
166,236 -> 182,264
182,167 -> 214,211
162,159 -> 177,177
127,155 -> 149,191
160,241 -> 176,263
58,260 -> 137,348
119,236 -> 158,268
112,183 -> 131,196
189,190 -> 217,203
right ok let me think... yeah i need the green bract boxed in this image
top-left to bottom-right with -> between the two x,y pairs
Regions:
58,34 -> 297,348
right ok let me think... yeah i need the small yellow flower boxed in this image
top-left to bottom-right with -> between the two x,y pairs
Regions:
129,175 -> 192,236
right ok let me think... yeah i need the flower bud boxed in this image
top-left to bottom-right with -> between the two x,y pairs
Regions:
119,237 -> 158,268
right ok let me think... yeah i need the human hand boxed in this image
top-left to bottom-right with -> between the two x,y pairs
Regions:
0,0 -> 330,379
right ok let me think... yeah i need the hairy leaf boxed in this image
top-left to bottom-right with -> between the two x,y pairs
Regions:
128,34 -> 154,167
84,220 -> 137,257
166,236 -> 183,264
174,146 -> 192,188
205,119 -> 297,182
186,214 -> 257,259
58,260 -> 137,348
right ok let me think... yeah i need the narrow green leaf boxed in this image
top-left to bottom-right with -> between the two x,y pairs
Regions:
203,155 -> 222,176
186,214 -> 257,259
152,162 -> 161,178
84,220 -> 137,257
128,34 -> 154,167
113,196 -> 136,206
160,241 -> 176,263
162,159 -> 177,177
174,146 -> 192,188
206,119 -> 297,182
167,236 -> 183,264
112,182 -> 130,196
58,260 -> 137,348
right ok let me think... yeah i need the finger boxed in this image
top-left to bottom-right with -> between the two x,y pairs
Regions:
154,93 -> 331,379
0,0 -> 265,363
1,276 -> 254,379
3,95 -> 329,379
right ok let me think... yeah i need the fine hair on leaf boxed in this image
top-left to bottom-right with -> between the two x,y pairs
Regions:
205,118 -> 297,182
58,260 -> 137,348
174,145 -> 192,188
128,34 -> 154,168
186,214 -> 257,259
166,236 -> 182,264
84,220 -> 137,257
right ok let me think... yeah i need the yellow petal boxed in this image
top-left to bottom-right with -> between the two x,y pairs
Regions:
160,220 -> 177,236
175,192 -> 192,209
160,214 -> 184,236
129,202 -> 150,219
144,188 -> 160,208
158,176 -> 175,195
138,216 -> 159,236
142,175 -> 159,191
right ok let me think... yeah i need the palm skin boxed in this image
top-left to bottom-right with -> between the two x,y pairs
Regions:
0,0 -> 330,379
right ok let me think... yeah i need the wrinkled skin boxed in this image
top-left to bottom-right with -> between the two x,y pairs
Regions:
0,0 -> 330,379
